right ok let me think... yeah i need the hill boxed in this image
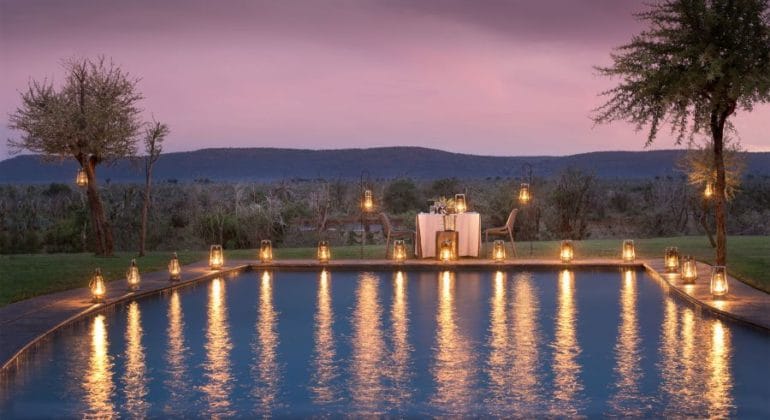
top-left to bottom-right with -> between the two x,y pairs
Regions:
1,147 -> 769,183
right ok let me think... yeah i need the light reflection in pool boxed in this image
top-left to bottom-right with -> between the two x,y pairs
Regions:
164,290 -> 189,414
388,271 -> 412,406
310,270 -> 337,405
608,269 -> 645,415
200,277 -> 234,418
123,301 -> 148,417
251,270 -> 281,413
551,269 -> 583,416
84,314 -> 115,418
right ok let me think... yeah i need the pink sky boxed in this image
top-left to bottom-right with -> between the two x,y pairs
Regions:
1,0 -> 768,159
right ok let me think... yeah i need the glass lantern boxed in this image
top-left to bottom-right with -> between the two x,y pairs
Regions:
710,266 -> 728,297
454,194 -> 467,213
209,244 -> 224,270
89,268 -> 106,303
393,239 -> 407,263
439,240 -> 455,263
168,252 -> 181,281
492,240 -> 506,262
518,183 -> 531,205
260,240 -> 273,264
681,256 -> 698,284
664,247 -> 680,273
362,189 -> 374,212
126,259 -> 141,291
622,239 -> 635,263
560,240 -> 574,263
76,168 -> 88,188
318,241 -> 331,264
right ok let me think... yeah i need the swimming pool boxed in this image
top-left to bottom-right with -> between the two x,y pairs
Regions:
1,269 -> 768,417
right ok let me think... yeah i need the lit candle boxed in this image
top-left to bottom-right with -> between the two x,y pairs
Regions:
493,240 -> 506,262
126,259 -> 141,291
518,183 -> 531,204
622,239 -> 635,263
439,240 -> 454,262
710,266 -> 728,297
681,256 -> 698,283
560,240 -> 574,263
209,244 -> 224,270
393,239 -> 407,263
260,240 -> 273,264
168,252 -> 181,281
89,268 -> 106,302
76,168 -> 88,187
454,194 -> 467,213
664,247 -> 680,273
318,241 -> 331,264
362,189 -> 374,212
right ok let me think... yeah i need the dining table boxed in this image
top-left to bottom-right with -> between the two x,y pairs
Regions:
415,212 -> 481,258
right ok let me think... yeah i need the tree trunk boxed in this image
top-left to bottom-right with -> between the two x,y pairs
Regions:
139,166 -> 152,257
84,158 -> 114,256
710,108 -> 732,266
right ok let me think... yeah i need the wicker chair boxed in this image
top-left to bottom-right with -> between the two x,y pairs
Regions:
379,213 -> 415,258
484,208 -> 518,257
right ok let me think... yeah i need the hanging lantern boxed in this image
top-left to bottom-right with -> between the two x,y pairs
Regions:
318,241 -> 331,264
664,247 -> 680,273
710,266 -> 728,297
260,240 -> 274,264
76,168 -> 88,188
168,252 -> 182,281
209,244 -> 224,270
622,239 -> 635,263
439,240 -> 455,262
443,214 -> 457,231
126,259 -> 141,291
518,183 -> 531,205
362,189 -> 374,212
393,239 -> 407,263
704,181 -> 714,199
560,240 -> 574,263
454,194 -> 467,213
492,240 -> 506,262
682,256 -> 698,284
89,268 -> 106,303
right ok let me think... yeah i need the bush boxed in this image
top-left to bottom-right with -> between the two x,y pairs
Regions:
383,178 -> 421,214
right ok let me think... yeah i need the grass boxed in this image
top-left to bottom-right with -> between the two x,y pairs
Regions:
1,235 -> 768,307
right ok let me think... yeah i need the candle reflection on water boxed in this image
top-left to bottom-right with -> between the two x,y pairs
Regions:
123,301 -> 149,417
608,270 -> 645,416
311,270 -> 338,404
350,272 -> 385,413
432,271 -> 475,414
551,269 -> 583,416
251,270 -> 281,413
200,278 -> 234,418
486,271 -> 509,411
388,271 -> 412,406
510,272 -> 543,412
707,320 -> 733,417
83,314 -> 116,418
165,290 -> 190,414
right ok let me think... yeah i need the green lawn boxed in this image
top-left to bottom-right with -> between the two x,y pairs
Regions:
1,235 -> 768,307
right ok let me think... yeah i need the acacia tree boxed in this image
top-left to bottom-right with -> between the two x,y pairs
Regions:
8,57 -> 143,256
594,0 -> 770,265
138,120 -> 169,257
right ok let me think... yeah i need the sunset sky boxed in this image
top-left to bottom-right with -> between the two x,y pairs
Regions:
1,0 -> 768,159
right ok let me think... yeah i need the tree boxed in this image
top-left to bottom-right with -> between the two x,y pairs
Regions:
8,56 -> 144,256
383,178 -> 421,213
593,0 -> 770,265
138,120 -> 169,256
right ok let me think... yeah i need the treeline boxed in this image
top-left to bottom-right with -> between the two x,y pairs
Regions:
2,170 -> 769,254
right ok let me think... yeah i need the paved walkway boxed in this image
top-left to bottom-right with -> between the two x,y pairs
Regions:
1,258 -> 768,373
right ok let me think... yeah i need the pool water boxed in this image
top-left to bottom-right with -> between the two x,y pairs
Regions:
1,269 -> 769,417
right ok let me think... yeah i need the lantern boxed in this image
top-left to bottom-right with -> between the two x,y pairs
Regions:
454,194 -> 467,213
393,239 -> 407,263
76,168 -> 88,187
168,252 -> 181,281
318,241 -> 331,264
710,266 -> 728,297
621,240 -> 635,263
682,256 -> 698,284
89,268 -> 106,303
439,240 -> 455,262
560,240 -> 574,263
209,244 -> 224,270
443,214 -> 457,231
492,240 -> 506,262
664,247 -> 680,273
518,183 -> 531,205
260,240 -> 273,264
126,259 -> 141,291
704,181 -> 714,199
362,189 -> 374,212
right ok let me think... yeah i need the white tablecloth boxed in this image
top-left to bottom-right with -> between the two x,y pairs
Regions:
416,212 -> 481,258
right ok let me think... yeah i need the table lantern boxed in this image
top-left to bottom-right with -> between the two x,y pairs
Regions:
492,240 -> 506,262
518,183 -> 531,205
560,240 -> 574,263
260,240 -> 273,264
209,244 -> 224,270
168,252 -> 181,281
682,256 -> 698,284
393,239 -> 407,263
126,259 -> 141,291
318,241 -> 331,264
622,239 -> 635,262
439,240 -> 455,262
443,214 -> 457,231
89,268 -> 106,303
710,266 -> 728,297
362,189 -> 374,212
664,247 -> 680,273
76,168 -> 88,188
454,194 -> 467,213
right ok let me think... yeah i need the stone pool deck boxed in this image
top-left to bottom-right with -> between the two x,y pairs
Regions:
1,258 -> 768,373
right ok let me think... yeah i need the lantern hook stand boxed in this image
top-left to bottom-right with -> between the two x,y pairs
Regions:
521,162 -> 535,256
359,170 -> 371,259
